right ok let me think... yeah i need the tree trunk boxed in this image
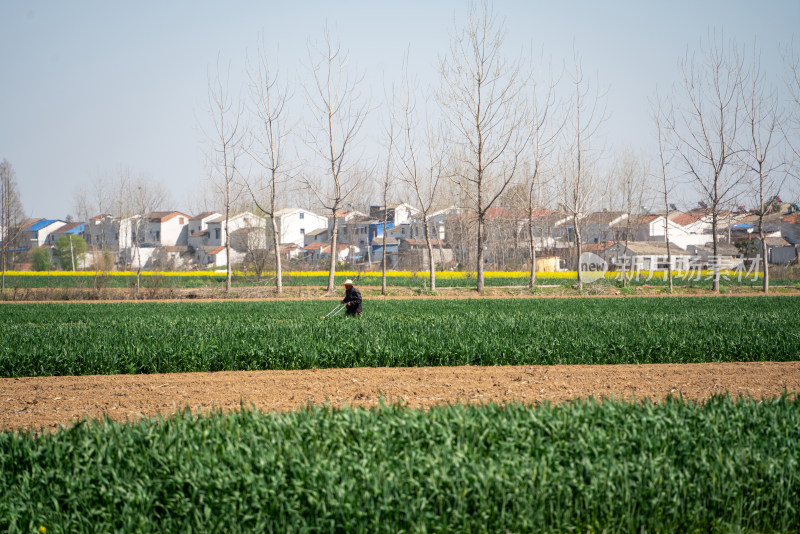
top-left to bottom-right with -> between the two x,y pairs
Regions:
327,212 -> 339,294
664,218 -> 674,294
381,210 -> 388,296
711,208 -> 719,293
528,213 -> 536,288
760,217 -> 769,294
423,216 -> 436,292
476,216 -> 485,294
225,196 -> 232,294
271,216 -> 282,296
574,214 -> 583,291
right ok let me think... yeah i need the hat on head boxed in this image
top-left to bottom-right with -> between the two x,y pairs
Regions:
343,279 -> 354,285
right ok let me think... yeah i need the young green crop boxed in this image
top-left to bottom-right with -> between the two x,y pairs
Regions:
1,297 -> 799,377
1,395 -> 798,532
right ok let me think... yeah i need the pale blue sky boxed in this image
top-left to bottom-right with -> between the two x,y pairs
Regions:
2,1 -> 798,219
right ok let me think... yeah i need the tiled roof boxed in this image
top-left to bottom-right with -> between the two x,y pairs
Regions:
190,211 -> 220,221
629,214 -> 660,225
27,219 -> 63,232
583,241 -> 613,252
670,212 -> 704,226
616,241 -> 687,255
54,222 -> 86,234
584,211 -> 627,224
147,211 -> 189,223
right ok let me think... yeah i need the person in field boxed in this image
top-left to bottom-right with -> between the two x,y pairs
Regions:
341,279 -> 362,318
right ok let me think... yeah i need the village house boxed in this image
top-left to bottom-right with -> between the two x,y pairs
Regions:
397,238 -> 453,270
273,208 -> 328,248
752,236 -> 800,265
303,228 -> 329,247
303,242 -> 351,263
187,212 -> 222,250
204,212 -> 266,248
782,213 -> 800,245
369,203 -> 419,225
685,242 -> 744,270
21,219 -> 66,249
45,222 -> 87,246
582,211 -> 628,244
145,211 -> 190,247
606,241 -> 692,272
327,209 -> 367,232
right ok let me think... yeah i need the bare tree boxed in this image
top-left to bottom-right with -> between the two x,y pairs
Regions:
379,111 -> 397,296
206,58 -> 245,293
438,1 -> 531,293
525,68 -> 560,287
127,175 -> 169,293
669,33 -> 744,292
654,95 -> 678,293
612,150 -> 652,287
0,159 -> 25,290
557,54 -> 606,290
739,49 -> 786,293
246,39 -> 293,296
303,30 -> 369,294
395,62 -> 448,291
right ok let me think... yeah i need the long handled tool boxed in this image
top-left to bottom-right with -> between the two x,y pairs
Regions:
322,303 -> 346,320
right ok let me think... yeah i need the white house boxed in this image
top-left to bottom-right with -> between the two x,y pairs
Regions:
274,208 -> 327,247
327,209 -> 367,232
187,212 -> 222,250
369,203 -> 420,225
22,219 -> 66,248
628,213 -> 714,250
145,211 -> 190,247
204,212 -> 266,248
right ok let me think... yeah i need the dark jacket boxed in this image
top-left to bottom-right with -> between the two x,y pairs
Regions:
342,286 -> 362,314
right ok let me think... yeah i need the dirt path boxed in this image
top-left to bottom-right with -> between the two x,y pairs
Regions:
2,362 -> 798,432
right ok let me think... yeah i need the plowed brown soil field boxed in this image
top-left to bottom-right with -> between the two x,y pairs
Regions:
3,362 -> 799,432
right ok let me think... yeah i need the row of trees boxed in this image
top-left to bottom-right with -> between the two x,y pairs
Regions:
9,3 -> 800,297
214,3 -> 800,295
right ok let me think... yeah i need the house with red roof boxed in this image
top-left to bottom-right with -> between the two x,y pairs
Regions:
145,211 -> 190,247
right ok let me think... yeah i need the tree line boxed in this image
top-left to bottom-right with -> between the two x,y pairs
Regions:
5,2 -> 800,295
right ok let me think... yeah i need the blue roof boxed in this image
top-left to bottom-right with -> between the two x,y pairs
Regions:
65,222 -> 86,234
28,219 -> 61,232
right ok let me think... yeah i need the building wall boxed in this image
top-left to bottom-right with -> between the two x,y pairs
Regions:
158,216 -> 189,246
769,245 -> 800,264
279,210 -> 327,247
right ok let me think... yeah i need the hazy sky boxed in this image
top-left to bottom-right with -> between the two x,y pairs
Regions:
2,0 -> 798,219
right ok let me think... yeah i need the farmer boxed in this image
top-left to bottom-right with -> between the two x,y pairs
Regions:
341,279 -> 362,318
